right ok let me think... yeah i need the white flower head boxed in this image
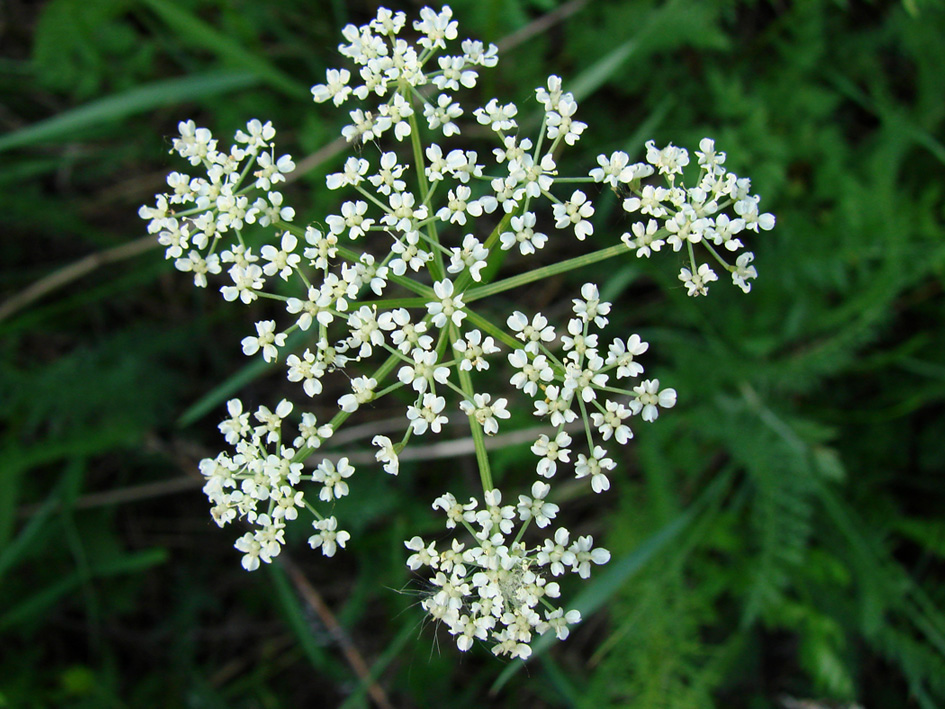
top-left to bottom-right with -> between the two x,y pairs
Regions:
630,379 -> 677,422
427,279 -> 467,328
308,516 -> 350,557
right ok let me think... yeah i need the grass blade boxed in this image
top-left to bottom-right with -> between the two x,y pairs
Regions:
0,72 -> 259,153
140,0 -> 308,98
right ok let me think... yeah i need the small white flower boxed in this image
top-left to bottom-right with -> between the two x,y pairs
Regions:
311,68 -> 352,106
553,190 -> 594,240
499,212 -> 547,255
621,219 -> 665,258
407,393 -> 448,435
294,412 -> 333,450
630,379 -> 677,422
544,608 -> 582,640
534,385 -> 576,427
568,535 -> 611,578
474,98 -> 518,132
537,527 -> 574,576
368,151 -> 406,195
398,349 -> 449,393
241,320 -> 286,363
545,96 -> 586,146
732,251 -> 758,293
590,151 -> 636,186
606,335 -> 648,379
590,400 -> 634,444
326,156 -> 369,190
338,376 -> 377,412
405,536 -> 439,570
414,5 -> 458,50
645,139 -> 689,176
679,263 -> 719,297
308,516 -> 350,557
313,457 -> 355,501
507,311 -> 555,346
219,398 -> 250,445
427,279 -> 467,328
517,481 -> 558,528
623,185 -> 668,218
447,234 -> 489,281
572,282 -> 611,328
286,349 -> 326,397
454,329 -> 500,371
508,349 -> 554,396
423,95 -> 463,137
459,393 -> 510,436
372,435 -> 399,475
432,492 -> 477,529
235,532 -> 264,571
260,232 -> 300,280
531,431 -> 572,478
575,445 -> 616,493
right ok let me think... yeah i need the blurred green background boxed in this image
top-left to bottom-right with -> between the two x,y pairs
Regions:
3,0 -> 945,706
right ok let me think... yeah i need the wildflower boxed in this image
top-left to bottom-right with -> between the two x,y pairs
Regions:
575,445 -> 616,493
459,393 -> 510,435
407,393 -> 448,435
447,234 -> 489,281
630,379 -> 677,422
606,335 -> 648,379
732,252 -> 759,293
427,279 -> 467,328
531,431 -> 572,478
241,320 -> 286,363
338,376 -> 377,412
517,481 -> 558,527
679,263 -> 719,297
311,68 -> 352,106
308,516 -> 351,557
372,435 -> 400,475
286,349 -> 326,397
590,400 -> 634,444
454,329 -> 500,371
553,190 -> 594,241
499,212 -> 548,255
313,457 -> 355,501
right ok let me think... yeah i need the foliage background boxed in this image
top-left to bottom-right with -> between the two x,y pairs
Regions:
2,0 -> 945,706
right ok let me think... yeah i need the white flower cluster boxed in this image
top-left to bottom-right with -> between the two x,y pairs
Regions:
513,283 -> 676,494
139,119 -> 296,290
406,486 -> 607,659
140,4 -> 775,659
197,399 -> 349,571
593,139 -> 775,295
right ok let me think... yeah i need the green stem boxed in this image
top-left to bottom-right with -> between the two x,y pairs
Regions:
450,325 -> 493,492
464,243 -> 628,302
408,109 -> 444,280
463,308 -> 521,351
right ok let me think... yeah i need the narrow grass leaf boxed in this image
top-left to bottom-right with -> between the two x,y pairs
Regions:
0,72 -> 259,153
0,484 -> 61,582
338,621 -> 414,709
267,563 -> 330,670
140,0 -> 308,98
0,548 -> 167,631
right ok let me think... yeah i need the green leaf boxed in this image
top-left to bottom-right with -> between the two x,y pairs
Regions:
0,548 -> 167,631
0,72 -> 259,153
267,563 -> 331,671
139,0 -> 309,98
